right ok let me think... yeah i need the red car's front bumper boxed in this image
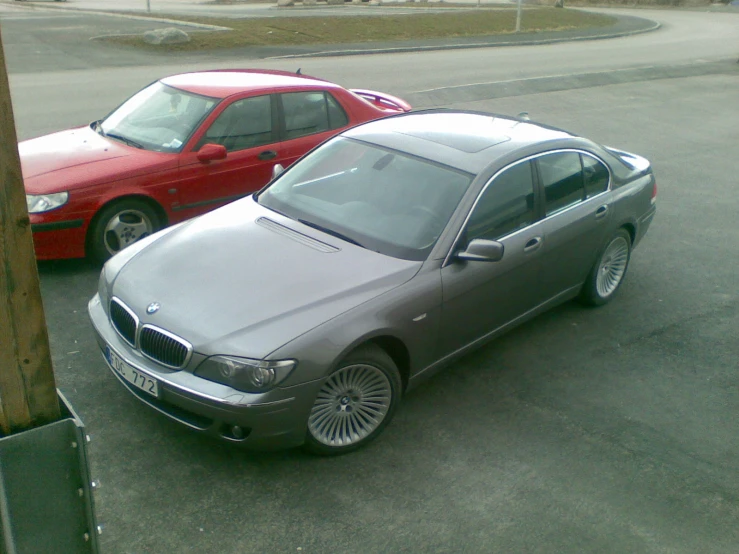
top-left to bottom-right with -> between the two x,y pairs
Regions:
30,214 -> 88,260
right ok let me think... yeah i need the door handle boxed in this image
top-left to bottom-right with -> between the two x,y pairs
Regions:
523,236 -> 542,252
595,205 -> 609,219
258,150 -> 278,161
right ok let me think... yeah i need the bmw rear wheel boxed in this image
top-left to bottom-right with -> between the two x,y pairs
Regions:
304,345 -> 402,456
579,228 -> 632,306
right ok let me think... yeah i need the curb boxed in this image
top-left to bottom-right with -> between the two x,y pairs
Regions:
268,20 -> 661,59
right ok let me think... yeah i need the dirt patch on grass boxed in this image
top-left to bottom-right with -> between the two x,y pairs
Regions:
106,8 -> 615,51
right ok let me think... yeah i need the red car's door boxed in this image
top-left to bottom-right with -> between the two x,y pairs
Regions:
276,90 -> 352,168
172,94 -> 282,222
171,90 -> 355,223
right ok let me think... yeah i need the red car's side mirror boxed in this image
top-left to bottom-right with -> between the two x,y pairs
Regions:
196,143 -> 227,163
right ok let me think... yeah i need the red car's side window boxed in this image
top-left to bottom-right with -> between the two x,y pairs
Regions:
198,95 -> 275,152
281,91 -> 349,141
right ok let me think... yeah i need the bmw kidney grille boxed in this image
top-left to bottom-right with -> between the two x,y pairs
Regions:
109,298 -> 191,369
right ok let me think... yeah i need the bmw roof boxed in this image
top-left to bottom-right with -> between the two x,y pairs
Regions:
343,111 -> 575,174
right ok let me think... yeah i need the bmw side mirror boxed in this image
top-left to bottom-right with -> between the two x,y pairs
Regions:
272,164 -> 285,180
197,143 -> 228,163
456,239 -> 504,262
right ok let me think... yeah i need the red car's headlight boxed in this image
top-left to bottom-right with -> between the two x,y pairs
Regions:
26,192 -> 69,213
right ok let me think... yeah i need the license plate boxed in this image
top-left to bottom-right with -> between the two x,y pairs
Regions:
105,345 -> 159,398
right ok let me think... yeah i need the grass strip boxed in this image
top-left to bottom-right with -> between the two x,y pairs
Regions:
106,8 -> 615,51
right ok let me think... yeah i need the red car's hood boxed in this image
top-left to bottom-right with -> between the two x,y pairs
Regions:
20,126 -> 175,194
20,125 -> 129,178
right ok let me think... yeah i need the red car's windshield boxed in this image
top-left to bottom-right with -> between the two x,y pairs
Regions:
100,82 -> 219,153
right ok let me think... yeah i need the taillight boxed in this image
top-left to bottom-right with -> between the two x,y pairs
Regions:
650,177 -> 657,205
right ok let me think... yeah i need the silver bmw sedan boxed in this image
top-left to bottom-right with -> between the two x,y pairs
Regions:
88,110 -> 657,455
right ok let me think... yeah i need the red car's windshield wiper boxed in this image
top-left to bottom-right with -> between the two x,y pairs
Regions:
298,218 -> 364,248
104,132 -> 144,150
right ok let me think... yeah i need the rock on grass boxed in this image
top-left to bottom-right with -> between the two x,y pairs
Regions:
143,28 -> 191,45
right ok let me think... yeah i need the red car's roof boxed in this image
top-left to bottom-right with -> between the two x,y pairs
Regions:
160,69 -> 339,99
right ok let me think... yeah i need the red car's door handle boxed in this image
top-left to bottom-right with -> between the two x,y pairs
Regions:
258,150 -> 278,161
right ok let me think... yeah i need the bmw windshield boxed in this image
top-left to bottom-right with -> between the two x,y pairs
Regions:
99,82 -> 218,153
257,137 -> 473,261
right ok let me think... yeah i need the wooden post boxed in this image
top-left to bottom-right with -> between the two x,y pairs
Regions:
0,23 -> 60,435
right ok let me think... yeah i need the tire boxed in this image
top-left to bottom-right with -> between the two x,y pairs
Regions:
579,228 -> 632,307
87,199 -> 162,263
303,344 -> 403,456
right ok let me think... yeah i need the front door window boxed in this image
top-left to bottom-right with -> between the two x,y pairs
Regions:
199,95 -> 275,152
466,160 -> 536,242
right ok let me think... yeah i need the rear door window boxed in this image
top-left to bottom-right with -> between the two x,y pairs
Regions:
582,154 -> 610,198
538,152 -> 585,216
281,91 -> 349,140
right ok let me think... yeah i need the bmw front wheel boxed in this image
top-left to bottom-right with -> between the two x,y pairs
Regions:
304,345 -> 402,456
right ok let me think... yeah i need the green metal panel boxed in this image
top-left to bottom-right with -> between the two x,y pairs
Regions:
0,391 -> 99,554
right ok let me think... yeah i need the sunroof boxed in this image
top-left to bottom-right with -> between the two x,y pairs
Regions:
396,129 -> 510,153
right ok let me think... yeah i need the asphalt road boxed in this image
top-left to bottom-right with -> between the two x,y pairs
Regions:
4,7 -> 739,139
4,6 -> 739,553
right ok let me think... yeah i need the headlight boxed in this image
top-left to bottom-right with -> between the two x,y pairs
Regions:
26,192 -> 69,213
195,356 -> 296,393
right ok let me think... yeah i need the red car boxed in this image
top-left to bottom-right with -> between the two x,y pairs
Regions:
21,69 -> 411,261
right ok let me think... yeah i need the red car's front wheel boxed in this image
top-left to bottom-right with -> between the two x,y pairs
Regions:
87,199 -> 162,263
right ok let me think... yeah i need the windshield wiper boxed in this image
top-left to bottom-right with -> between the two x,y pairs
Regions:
298,219 -> 364,248
105,132 -> 144,149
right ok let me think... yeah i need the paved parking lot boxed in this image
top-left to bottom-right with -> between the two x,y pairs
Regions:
34,67 -> 739,552
4,2 -> 738,550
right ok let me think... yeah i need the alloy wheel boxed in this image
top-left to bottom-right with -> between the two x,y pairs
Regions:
308,364 -> 392,447
596,236 -> 630,298
103,209 -> 154,255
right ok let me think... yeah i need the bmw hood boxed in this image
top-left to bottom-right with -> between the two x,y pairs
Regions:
110,197 -> 421,359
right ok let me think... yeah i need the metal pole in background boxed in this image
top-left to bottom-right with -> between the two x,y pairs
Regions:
516,0 -> 522,32
146,0 -> 151,12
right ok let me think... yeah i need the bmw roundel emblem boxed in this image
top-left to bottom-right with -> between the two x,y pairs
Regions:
146,302 -> 161,315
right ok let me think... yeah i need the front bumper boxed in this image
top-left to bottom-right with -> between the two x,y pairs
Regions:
88,294 -> 321,450
31,214 -> 88,260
